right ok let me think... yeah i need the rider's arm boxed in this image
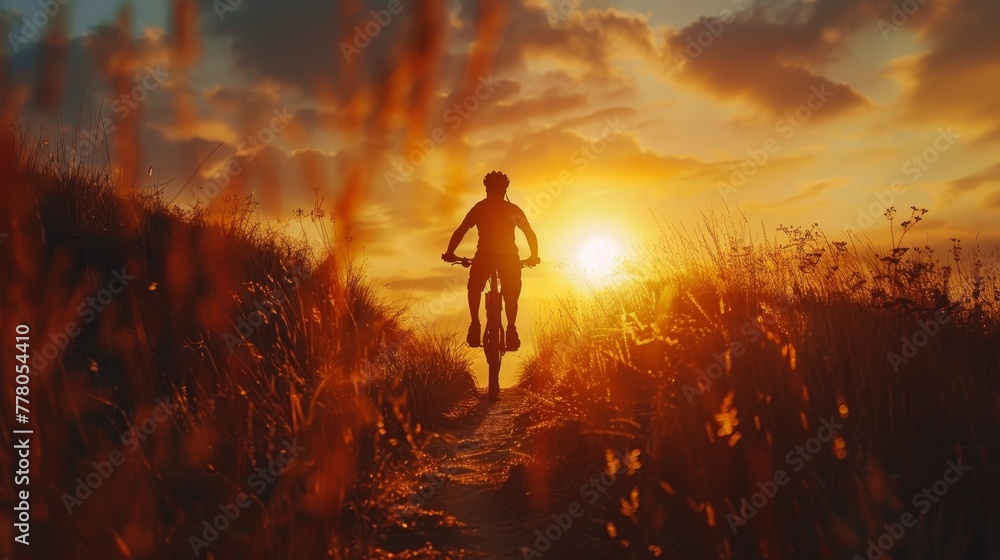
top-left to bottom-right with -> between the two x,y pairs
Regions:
445,209 -> 477,256
513,206 -> 539,260
521,223 -> 539,259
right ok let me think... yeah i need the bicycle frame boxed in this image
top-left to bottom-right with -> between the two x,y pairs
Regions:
482,269 -> 505,402
445,255 -> 532,403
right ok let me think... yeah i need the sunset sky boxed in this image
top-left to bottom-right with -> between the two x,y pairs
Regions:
3,0 -> 998,384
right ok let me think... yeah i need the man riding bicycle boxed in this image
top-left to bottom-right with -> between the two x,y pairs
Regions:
442,171 -> 540,351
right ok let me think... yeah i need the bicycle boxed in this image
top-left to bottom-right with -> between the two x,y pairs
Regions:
444,255 -> 534,403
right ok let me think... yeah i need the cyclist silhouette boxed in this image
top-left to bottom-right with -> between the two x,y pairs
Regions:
442,171 -> 540,350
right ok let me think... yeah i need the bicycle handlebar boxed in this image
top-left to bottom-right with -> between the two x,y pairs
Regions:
445,256 -> 473,268
442,255 -> 537,269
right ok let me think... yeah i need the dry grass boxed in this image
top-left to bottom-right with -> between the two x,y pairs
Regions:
4,119 -> 998,559
0,130 -> 475,559
517,210 -> 999,559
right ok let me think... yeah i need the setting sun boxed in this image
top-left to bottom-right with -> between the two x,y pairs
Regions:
576,236 -> 621,282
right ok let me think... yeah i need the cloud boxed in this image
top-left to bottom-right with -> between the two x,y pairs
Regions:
770,178 -> 848,205
194,0 -> 688,231
663,0 -> 874,119
495,122 -> 718,197
202,0 -> 337,92
141,127 -> 236,203
203,0 -> 451,123
385,269 -> 466,296
476,2 -> 658,81
474,87 -> 589,129
555,106 -> 639,130
981,191 -> 1000,210
947,162 -> 1000,197
894,0 -> 1000,144
202,0 -> 495,233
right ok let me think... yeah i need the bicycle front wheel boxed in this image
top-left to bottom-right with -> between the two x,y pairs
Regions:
483,323 -> 503,402
487,360 -> 501,402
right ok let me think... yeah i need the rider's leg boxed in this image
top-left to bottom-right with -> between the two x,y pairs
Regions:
466,289 -> 482,347
502,286 -> 521,350
503,289 -> 518,326
500,257 -> 522,327
500,257 -> 523,350
469,289 -> 482,324
467,260 -> 487,347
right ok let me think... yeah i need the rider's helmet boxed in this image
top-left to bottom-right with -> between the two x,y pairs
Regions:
484,171 -> 510,194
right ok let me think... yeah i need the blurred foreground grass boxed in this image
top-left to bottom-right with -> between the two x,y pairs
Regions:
0,130 -> 477,559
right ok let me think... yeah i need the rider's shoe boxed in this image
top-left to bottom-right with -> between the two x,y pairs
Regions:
505,326 -> 520,351
467,322 -> 481,347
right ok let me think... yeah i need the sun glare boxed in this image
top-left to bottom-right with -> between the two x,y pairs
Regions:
576,236 -> 621,282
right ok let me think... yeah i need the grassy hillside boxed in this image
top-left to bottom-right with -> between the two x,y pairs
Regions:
0,130 -> 476,559
3,118 -> 997,560
516,212 -> 999,559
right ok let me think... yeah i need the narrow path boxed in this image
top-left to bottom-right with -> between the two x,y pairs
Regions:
411,387 -> 540,559
377,386 -> 610,559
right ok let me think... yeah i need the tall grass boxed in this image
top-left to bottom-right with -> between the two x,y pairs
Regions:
0,128 -> 475,558
517,210 -> 999,559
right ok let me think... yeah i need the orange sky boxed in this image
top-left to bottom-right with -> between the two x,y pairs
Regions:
3,0 -> 998,384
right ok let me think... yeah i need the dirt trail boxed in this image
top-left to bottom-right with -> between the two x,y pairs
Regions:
414,387 -> 539,559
